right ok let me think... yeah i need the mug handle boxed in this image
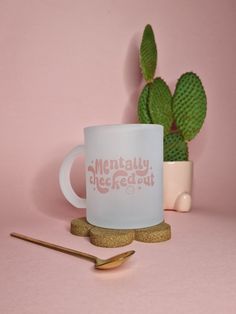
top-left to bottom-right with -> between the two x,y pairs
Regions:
59,145 -> 86,208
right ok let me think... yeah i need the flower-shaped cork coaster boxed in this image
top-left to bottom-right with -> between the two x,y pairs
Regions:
71,217 -> 171,248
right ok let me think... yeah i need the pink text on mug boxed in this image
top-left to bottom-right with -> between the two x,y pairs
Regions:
88,157 -> 155,194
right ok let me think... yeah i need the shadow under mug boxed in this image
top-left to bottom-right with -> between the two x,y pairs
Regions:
59,124 -> 163,229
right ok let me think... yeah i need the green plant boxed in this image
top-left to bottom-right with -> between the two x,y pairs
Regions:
138,24 -> 207,161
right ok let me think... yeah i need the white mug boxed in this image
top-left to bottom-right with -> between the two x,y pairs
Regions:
59,124 -> 163,229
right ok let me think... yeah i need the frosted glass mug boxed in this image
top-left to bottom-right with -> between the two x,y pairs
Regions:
59,124 -> 163,229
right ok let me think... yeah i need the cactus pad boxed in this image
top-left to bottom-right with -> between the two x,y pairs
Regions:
172,72 -> 207,141
138,83 -> 152,123
140,24 -> 157,82
148,78 -> 173,135
164,133 -> 189,161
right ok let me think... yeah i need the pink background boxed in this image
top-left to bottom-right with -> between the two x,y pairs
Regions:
0,1 -> 235,313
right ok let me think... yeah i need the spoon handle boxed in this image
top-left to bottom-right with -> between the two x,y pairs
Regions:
10,232 -> 97,262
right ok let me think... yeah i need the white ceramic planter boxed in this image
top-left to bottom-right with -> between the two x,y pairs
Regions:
163,161 -> 193,212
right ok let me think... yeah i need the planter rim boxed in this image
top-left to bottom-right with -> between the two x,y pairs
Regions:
164,160 -> 193,164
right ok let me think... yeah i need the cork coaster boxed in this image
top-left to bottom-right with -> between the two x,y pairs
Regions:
134,222 -> 171,243
71,217 -> 171,247
71,217 -> 93,236
90,227 -> 135,248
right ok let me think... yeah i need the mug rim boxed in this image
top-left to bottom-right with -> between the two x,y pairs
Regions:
84,123 -> 163,132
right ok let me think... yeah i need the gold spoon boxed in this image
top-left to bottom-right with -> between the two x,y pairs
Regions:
10,232 -> 135,270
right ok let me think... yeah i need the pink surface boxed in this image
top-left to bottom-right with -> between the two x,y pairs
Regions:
0,1 -> 236,313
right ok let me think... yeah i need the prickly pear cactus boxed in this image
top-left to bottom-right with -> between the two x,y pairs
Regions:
140,24 -> 157,82
137,25 -> 207,162
148,78 -> 173,135
172,72 -> 207,141
164,133 -> 189,161
138,83 -> 152,123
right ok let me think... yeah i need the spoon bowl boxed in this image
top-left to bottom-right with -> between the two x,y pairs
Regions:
95,250 -> 135,270
10,232 -> 135,270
